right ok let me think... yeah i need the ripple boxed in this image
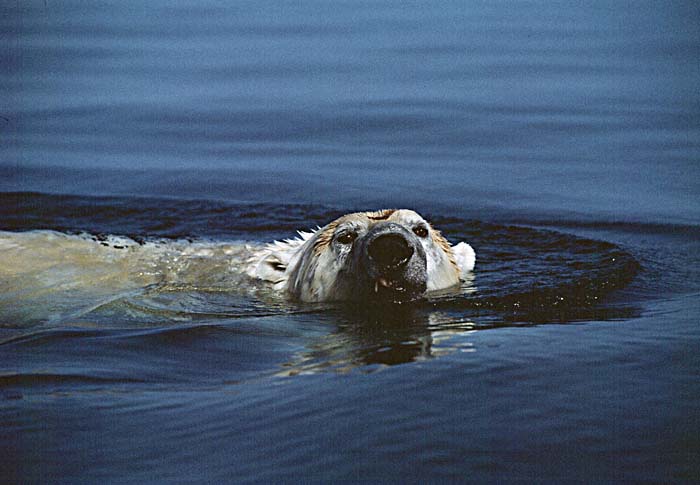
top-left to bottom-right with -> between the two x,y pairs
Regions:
0,194 -> 647,376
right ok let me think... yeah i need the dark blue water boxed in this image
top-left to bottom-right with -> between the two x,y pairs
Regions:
2,0 -> 700,481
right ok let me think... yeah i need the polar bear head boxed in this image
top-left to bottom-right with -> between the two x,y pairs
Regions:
248,209 -> 475,303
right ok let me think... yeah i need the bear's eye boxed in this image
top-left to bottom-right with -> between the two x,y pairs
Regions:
336,231 -> 357,245
413,225 -> 428,238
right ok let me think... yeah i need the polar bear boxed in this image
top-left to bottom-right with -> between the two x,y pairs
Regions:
247,209 -> 475,303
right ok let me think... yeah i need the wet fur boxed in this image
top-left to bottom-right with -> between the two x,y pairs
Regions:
247,209 -> 475,302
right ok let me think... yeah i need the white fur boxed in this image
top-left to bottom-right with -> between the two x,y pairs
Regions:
247,210 -> 476,301
452,241 -> 476,274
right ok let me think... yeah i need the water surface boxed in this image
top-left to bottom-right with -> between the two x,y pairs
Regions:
2,0 -> 700,481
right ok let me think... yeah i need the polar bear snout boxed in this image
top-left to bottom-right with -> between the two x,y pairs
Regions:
367,233 -> 414,269
357,222 -> 427,302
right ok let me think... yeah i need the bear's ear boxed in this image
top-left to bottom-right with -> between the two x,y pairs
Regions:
267,258 -> 286,272
260,254 -> 287,281
246,230 -> 316,285
452,242 -> 475,273
246,253 -> 288,286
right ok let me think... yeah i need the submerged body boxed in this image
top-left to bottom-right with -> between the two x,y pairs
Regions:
0,230 -> 254,325
247,209 -> 475,303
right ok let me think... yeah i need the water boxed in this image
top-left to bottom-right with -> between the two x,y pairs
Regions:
2,0 -> 700,481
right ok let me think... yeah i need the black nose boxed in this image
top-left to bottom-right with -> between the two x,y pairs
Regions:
367,233 -> 414,269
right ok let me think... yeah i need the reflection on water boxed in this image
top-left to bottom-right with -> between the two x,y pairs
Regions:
277,308 -> 482,375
